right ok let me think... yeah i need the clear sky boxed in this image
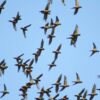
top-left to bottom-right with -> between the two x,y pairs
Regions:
0,0 -> 100,100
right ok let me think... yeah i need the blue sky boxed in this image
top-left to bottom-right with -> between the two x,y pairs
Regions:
0,0 -> 100,100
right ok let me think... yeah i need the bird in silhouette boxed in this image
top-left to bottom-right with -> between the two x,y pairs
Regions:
0,84 -> 9,98
14,53 -> 24,63
41,22 -> 50,34
33,74 -> 43,89
52,74 -> 62,93
72,0 -> 82,15
37,87 -> 45,98
80,90 -> 88,100
48,59 -> 56,71
53,44 -> 62,61
74,88 -> 85,100
20,24 -> 31,38
88,84 -> 98,100
60,76 -> 69,91
37,39 -> 45,56
24,59 -> 34,78
0,0 -> 6,14
40,2 -> 50,21
44,86 -> 53,97
54,16 -> 61,27
48,94 -> 59,100
59,95 -> 69,100
90,42 -> 99,56
0,59 -> 8,76
48,28 -> 55,45
73,72 -> 82,85
67,24 -> 80,47
9,12 -> 21,31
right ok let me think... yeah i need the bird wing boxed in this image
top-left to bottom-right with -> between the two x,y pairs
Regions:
78,88 -> 85,96
1,0 -> 6,7
93,42 -> 96,49
24,24 -> 31,28
37,74 -> 43,79
75,0 -> 79,7
45,2 -> 50,10
76,72 -> 80,81
40,39 -> 44,48
57,74 -> 62,83
28,59 -> 34,67
57,44 -> 62,51
4,84 -> 7,91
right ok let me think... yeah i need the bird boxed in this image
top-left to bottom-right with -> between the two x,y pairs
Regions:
48,94 -> 59,100
90,42 -> 99,56
0,59 -> 8,76
53,44 -> 62,61
52,74 -> 62,93
40,2 -> 51,21
0,84 -> 9,98
48,28 -> 56,45
14,53 -> 24,63
33,74 -> 43,89
48,59 -> 56,71
0,0 -> 6,14
74,88 -> 85,100
80,90 -> 88,100
24,59 -> 34,78
88,84 -> 98,100
60,76 -> 69,91
20,24 -> 31,38
54,16 -> 61,27
44,86 -> 53,97
73,72 -> 83,85
72,0 -> 82,15
37,87 -> 45,98
9,12 -> 21,31
41,22 -> 50,34
67,24 -> 80,47
59,95 -> 69,100
37,39 -> 45,56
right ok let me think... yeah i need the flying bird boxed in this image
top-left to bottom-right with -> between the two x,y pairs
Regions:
0,84 -> 9,98
80,90 -> 88,100
88,84 -> 98,100
33,74 -> 43,89
14,53 -> 24,63
73,72 -> 83,85
48,94 -> 59,100
90,42 -> 99,56
0,0 -> 6,14
53,44 -> 62,61
52,74 -> 62,93
60,76 -> 69,91
72,0 -> 82,15
59,95 -> 69,100
54,16 -> 61,27
40,2 -> 50,21
41,22 -> 50,34
74,88 -> 85,100
48,59 -> 56,71
48,28 -> 56,45
67,24 -> 80,47
9,12 -> 21,31
20,24 -> 31,38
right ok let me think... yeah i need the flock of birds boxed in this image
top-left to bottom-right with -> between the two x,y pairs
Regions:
0,0 -> 100,100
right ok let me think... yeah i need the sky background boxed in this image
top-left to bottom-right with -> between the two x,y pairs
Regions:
0,0 -> 100,100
